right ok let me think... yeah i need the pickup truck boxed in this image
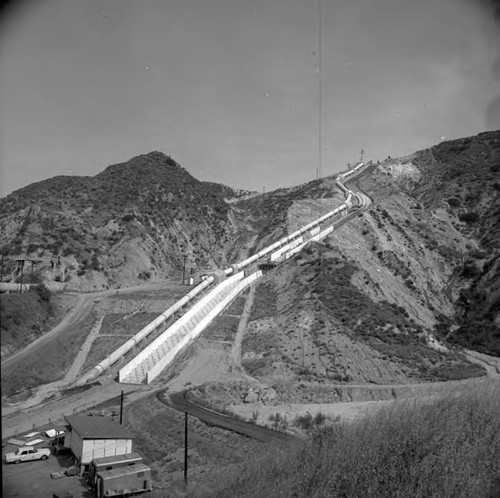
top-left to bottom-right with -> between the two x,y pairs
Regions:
4,446 -> 51,464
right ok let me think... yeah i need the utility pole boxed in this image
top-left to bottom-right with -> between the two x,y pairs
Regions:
184,412 -> 188,486
182,255 -> 187,285
16,259 -> 25,293
360,148 -> 364,162
29,260 -> 40,283
0,253 -> 4,283
119,390 -> 124,425
317,0 -> 322,180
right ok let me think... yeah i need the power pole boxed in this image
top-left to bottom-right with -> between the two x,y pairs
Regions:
29,260 -> 40,283
317,0 -> 322,180
182,255 -> 187,285
184,412 -> 188,486
0,253 -> 4,283
16,259 -> 25,293
360,148 -> 364,162
119,390 -> 124,425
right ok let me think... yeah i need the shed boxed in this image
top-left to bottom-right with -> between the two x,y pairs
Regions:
64,416 -> 133,471
90,452 -> 143,488
96,463 -> 152,497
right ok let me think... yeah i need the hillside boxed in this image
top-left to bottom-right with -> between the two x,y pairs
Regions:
0,152 -> 343,292
356,130 -> 500,356
0,285 -> 58,358
210,383 -> 500,498
190,131 -> 499,411
1,131 -> 498,379
0,153 -> 247,291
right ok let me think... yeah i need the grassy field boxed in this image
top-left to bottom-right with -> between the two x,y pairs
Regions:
210,382 -> 500,498
121,393 -> 272,497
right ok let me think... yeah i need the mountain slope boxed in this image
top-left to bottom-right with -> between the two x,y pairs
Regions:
1,131 -> 498,377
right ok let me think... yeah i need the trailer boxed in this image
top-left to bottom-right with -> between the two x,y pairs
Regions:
90,452 -> 143,489
95,463 -> 152,497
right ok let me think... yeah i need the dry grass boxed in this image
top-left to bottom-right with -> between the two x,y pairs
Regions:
211,382 -> 500,498
1,311 -> 96,396
202,315 -> 240,342
121,393 -> 270,497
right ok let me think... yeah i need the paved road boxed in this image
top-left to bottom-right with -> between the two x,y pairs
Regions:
1,382 -> 142,439
160,390 -> 295,443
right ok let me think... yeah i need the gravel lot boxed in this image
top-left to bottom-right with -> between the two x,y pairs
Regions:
2,443 -> 92,498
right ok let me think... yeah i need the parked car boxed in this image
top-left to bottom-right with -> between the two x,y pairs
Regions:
4,446 -> 51,464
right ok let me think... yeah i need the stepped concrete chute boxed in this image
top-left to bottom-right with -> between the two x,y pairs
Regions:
77,161 -> 373,386
118,271 -> 262,384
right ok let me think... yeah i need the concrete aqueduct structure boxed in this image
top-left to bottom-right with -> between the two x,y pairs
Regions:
76,162 -> 371,386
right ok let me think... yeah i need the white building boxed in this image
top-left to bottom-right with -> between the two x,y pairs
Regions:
64,416 -> 133,471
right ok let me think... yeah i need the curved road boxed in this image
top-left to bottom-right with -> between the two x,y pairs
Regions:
159,390 -> 295,443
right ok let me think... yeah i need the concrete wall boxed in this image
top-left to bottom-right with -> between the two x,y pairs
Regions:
145,270 -> 262,384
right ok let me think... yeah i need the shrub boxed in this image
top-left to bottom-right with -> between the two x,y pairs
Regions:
459,212 -> 479,223
293,413 -> 313,430
34,284 -> 51,302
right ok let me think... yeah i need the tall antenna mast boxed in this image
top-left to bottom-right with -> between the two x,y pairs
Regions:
317,0 -> 322,180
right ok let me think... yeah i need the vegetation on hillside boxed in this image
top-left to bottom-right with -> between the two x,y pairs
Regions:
410,131 -> 500,356
0,284 -> 56,357
0,152 -> 244,286
211,383 -> 500,498
242,243 -> 484,386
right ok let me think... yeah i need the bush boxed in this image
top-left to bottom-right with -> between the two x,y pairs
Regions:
459,212 -> 479,223
447,197 -> 461,207
293,413 -> 313,430
34,284 -> 51,302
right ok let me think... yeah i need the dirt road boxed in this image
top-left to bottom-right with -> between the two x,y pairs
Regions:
160,390 -> 294,443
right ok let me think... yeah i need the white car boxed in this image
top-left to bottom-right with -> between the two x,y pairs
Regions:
4,446 -> 51,464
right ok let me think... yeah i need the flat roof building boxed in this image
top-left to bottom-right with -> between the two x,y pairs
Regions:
64,416 -> 134,470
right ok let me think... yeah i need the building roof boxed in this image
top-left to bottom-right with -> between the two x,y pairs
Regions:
97,463 -> 151,480
92,452 -> 142,467
65,416 -> 133,440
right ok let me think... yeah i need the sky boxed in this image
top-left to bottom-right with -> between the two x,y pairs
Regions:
0,0 -> 499,197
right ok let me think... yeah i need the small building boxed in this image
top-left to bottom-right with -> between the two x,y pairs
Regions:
64,416 -> 133,472
96,463 -> 152,497
90,452 -> 143,489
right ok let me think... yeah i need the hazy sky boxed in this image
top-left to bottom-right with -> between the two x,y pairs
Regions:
1,0 -> 499,197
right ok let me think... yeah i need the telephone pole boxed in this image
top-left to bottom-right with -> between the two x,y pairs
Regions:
16,259 -> 25,293
184,412 -> 189,486
317,0 -> 322,180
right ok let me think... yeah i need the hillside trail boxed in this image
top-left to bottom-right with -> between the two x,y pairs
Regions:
231,283 -> 260,384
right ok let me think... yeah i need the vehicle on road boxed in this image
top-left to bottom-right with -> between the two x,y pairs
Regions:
4,446 -> 51,464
